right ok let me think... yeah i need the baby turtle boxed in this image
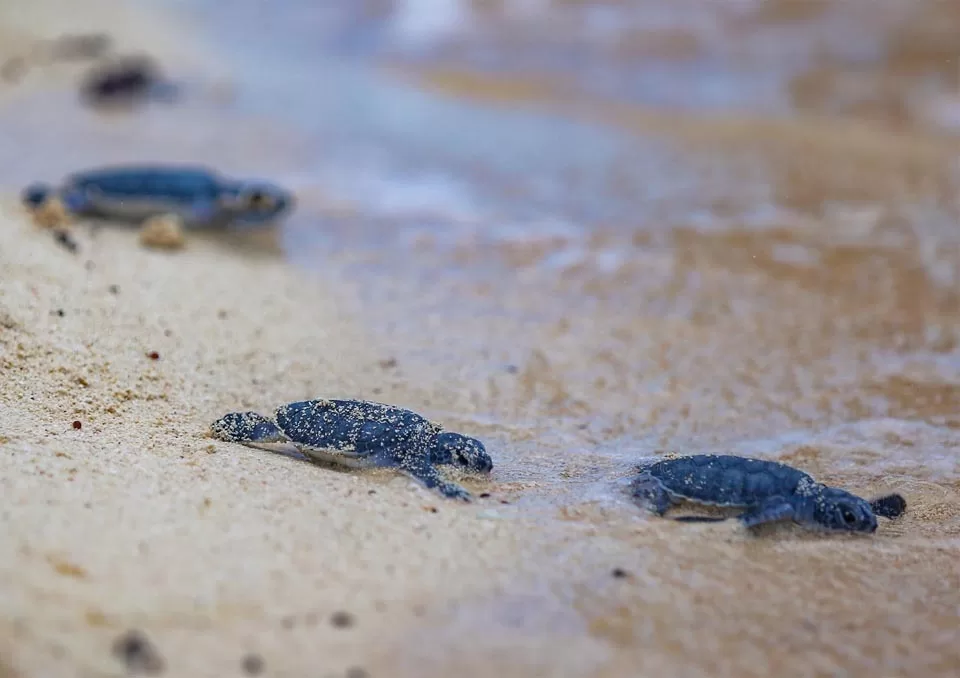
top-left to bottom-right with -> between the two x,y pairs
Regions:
22,164 -> 294,239
209,399 -> 493,501
631,454 -> 906,533
79,54 -> 177,107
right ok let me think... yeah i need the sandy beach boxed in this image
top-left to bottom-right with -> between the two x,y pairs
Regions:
3,1 -> 960,677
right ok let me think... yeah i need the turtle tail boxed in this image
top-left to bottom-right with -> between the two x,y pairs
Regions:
21,182 -> 54,208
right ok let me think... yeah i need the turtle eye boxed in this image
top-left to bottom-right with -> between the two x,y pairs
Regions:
246,189 -> 274,210
840,506 -> 857,524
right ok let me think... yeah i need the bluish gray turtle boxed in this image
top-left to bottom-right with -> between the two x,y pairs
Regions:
209,399 -> 493,501
21,164 -> 294,233
631,454 -> 906,533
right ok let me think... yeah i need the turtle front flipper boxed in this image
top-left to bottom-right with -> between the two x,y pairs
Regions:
630,472 -> 675,516
210,411 -> 287,444
188,198 -> 222,225
61,187 -> 94,213
737,497 -> 796,528
385,450 -> 472,501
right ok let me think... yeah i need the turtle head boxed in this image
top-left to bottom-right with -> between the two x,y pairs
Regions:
209,411 -> 282,444
811,487 -> 878,533
223,180 -> 295,224
431,432 -> 493,474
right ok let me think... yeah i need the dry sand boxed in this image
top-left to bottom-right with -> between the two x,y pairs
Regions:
0,196 -> 534,678
2,2 -> 960,678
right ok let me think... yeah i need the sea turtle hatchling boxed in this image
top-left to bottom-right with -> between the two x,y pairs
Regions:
21,164 -> 294,243
209,399 -> 493,501
631,454 -> 907,533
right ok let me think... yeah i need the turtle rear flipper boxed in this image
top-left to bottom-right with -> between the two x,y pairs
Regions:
185,198 -> 221,225
22,182 -> 55,208
737,497 -> 796,528
870,493 -> 907,519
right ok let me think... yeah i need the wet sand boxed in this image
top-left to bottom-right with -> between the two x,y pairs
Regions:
3,1 -> 960,677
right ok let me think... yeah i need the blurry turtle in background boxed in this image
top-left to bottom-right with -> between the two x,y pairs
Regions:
21,164 -> 294,249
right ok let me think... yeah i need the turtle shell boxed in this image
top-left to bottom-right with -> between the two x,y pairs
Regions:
274,399 -> 440,458
66,165 -> 221,205
644,454 -> 813,507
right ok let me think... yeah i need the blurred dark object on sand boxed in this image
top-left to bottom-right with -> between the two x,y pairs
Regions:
80,54 -> 179,108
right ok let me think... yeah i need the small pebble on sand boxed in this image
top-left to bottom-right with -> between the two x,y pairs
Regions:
139,214 -> 186,250
111,629 -> 164,675
330,611 -> 354,629
241,654 -> 264,675
54,228 -> 79,254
